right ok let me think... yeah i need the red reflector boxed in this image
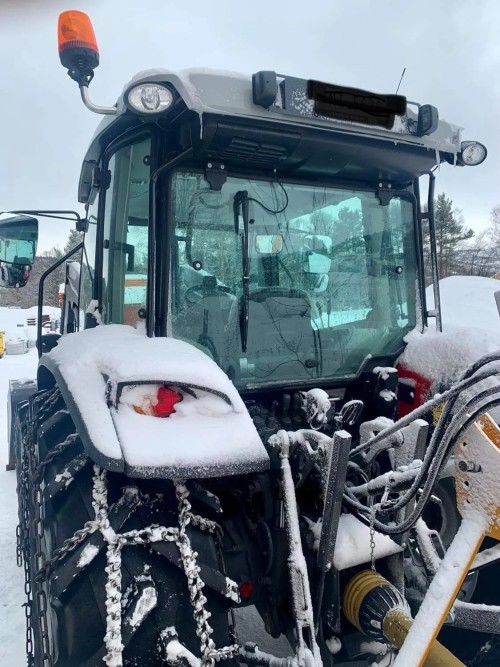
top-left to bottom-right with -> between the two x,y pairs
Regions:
239,582 -> 254,599
153,386 -> 183,418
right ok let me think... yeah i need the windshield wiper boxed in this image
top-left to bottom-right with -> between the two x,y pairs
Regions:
234,190 -> 250,352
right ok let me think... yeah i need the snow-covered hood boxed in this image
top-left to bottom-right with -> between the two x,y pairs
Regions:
40,325 -> 269,478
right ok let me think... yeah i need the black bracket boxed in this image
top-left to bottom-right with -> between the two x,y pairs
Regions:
76,218 -> 89,233
205,162 -> 227,191
376,188 -> 395,206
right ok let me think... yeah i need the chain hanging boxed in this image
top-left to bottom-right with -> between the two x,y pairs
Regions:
369,503 -> 377,571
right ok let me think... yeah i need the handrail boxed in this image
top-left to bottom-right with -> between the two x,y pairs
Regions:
37,242 -> 84,358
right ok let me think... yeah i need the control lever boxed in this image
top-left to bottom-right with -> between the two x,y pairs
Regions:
334,400 -> 363,429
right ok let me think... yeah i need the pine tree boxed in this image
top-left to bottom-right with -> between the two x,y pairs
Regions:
427,193 -> 474,280
64,229 -> 84,255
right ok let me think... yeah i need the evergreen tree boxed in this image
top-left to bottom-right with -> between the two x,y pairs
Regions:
64,229 -> 84,255
424,193 -> 474,281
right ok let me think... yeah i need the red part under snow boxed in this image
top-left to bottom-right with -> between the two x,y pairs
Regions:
154,386 -> 183,417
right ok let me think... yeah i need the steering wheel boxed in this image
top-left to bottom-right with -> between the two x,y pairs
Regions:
184,283 -> 235,305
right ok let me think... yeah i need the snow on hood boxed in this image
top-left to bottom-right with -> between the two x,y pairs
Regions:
43,325 -> 269,478
399,276 -> 500,388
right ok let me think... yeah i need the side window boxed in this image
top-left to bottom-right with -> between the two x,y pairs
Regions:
101,136 -> 151,325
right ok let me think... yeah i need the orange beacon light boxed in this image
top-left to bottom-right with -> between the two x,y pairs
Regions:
58,11 -> 99,84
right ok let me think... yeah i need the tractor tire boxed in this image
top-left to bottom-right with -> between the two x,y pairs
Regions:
19,387 -> 239,667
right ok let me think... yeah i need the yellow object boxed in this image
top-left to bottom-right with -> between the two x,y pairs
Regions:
343,570 -> 464,667
0,331 -> 4,358
432,401 -> 445,426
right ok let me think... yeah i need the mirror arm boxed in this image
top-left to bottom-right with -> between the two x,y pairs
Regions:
37,242 -> 84,359
4,210 -> 83,224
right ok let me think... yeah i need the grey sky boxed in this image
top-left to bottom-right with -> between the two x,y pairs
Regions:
1,0 -> 498,252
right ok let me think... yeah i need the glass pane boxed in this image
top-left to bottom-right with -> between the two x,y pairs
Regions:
170,172 -> 417,389
102,137 -> 151,326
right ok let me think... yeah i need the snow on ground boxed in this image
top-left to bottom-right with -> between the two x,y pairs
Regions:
0,347 -> 38,667
427,275 -> 500,331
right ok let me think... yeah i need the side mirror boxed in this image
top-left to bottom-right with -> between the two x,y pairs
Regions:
0,215 -> 38,288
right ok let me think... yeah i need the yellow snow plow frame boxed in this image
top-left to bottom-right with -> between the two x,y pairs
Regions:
391,412 -> 500,667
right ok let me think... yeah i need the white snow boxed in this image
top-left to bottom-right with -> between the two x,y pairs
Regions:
0,304 -> 60,351
332,514 -> 402,570
428,276 -> 500,331
77,543 -> 99,568
325,636 -> 342,655
127,583 -> 157,628
359,640 -> 388,657
307,513 -> 402,570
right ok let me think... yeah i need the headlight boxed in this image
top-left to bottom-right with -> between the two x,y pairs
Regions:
126,83 -> 173,115
460,141 -> 487,166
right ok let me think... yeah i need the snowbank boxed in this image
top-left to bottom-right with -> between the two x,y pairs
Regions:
427,275 -> 500,332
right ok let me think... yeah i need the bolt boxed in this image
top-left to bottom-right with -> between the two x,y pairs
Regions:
458,460 -> 482,473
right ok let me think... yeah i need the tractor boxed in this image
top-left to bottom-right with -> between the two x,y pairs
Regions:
3,9 -> 500,667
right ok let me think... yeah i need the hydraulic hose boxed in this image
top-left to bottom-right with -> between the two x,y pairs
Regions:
345,394 -> 500,535
376,382 -> 500,516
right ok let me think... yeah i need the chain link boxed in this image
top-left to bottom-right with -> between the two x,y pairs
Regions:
32,433 -> 79,484
369,503 -> 377,571
18,389 -> 58,666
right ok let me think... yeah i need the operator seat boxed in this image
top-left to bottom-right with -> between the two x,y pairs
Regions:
244,287 -> 320,381
173,274 -> 240,379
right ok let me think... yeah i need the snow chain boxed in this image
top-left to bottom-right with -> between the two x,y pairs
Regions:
93,467 -> 239,667
17,390 -> 239,667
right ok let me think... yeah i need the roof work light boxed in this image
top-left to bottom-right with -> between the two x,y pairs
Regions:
459,141 -> 487,166
58,10 -> 99,85
126,83 -> 174,115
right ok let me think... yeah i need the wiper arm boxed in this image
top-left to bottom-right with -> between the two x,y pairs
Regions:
234,190 -> 250,352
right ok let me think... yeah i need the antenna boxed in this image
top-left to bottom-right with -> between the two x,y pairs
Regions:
395,67 -> 406,95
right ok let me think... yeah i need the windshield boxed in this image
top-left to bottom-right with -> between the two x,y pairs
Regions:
170,171 -> 417,389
